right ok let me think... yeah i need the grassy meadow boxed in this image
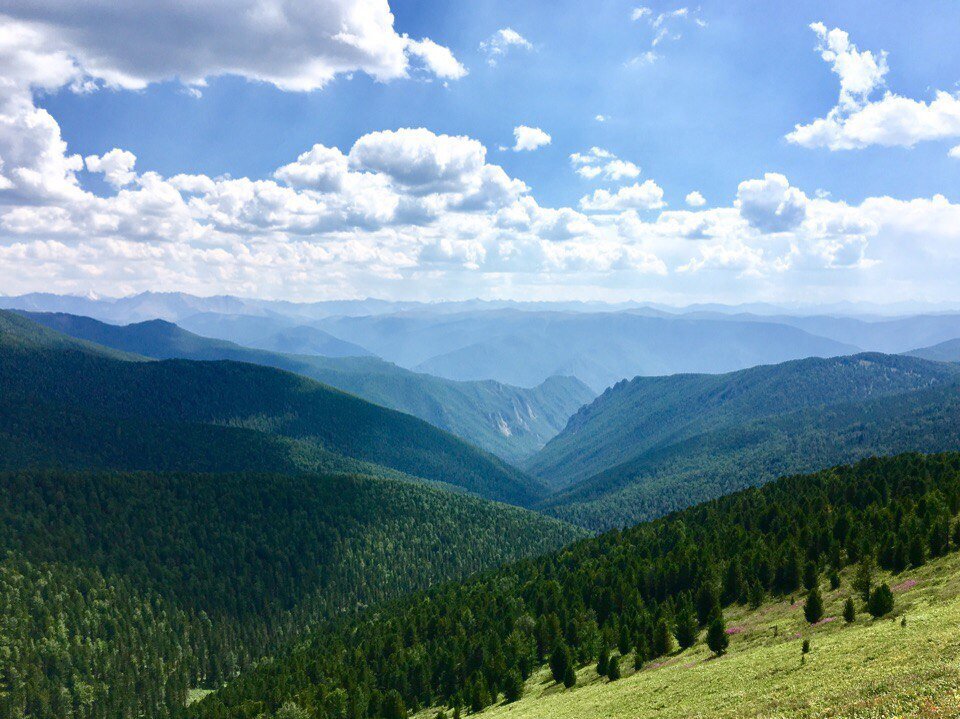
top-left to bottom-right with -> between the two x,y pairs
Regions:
420,552 -> 960,719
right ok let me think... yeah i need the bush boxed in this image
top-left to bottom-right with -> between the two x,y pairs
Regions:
867,583 -> 895,618
801,639 -> 810,654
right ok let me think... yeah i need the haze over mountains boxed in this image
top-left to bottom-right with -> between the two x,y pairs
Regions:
10,292 -> 960,393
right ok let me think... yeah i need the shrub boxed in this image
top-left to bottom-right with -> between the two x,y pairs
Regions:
607,654 -> 621,681
843,597 -> 856,623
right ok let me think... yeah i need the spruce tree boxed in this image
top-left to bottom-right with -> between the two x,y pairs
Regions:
853,556 -> 874,602
843,597 -> 856,623
706,617 -> 729,656
381,692 -> 406,719
908,533 -> 926,567
674,603 -> 699,650
617,624 -> 631,656
867,583 -> 894,618
549,643 -> 569,684
696,583 -> 721,626
828,569 -> 840,590
804,586 -> 824,624
803,562 -> 818,591
607,654 -> 621,681
563,665 -> 577,689
653,618 -> 674,657
633,636 -> 648,670
503,671 -> 523,703
596,647 -> 609,677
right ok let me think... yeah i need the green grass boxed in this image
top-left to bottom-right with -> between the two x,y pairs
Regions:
423,553 -> 960,719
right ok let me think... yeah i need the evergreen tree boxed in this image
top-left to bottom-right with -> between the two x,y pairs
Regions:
674,600 -> 699,650
867,583 -> 895,618
803,562 -> 818,591
653,618 -> 674,657
909,533 -> 927,567
633,636 -> 648,670
828,568 -> 840,590
706,617 -> 729,656
853,556 -> 874,602
503,671 -> 523,703
843,597 -> 856,623
607,654 -> 621,681
596,647 -> 609,677
562,665 -> 577,689
617,624 -> 631,656
804,586 -> 824,624
696,583 -> 721,626
549,643 -> 570,684
381,692 -> 406,719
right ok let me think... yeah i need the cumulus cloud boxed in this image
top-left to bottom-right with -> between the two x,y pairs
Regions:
737,173 -> 808,233
685,191 -> 706,207
0,1 -> 465,92
580,181 -> 665,211
511,126 -> 552,152
570,148 -> 640,181
479,28 -> 532,66
788,23 -> 960,154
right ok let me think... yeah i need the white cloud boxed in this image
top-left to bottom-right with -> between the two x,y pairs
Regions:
631,7 -> 652,21
950,145 -> 960,159
685,191 -> 706,207
479,28 -> 532,66
595,114 -> 609,123
0,1 -> 464,92
84,150 -> 138,189
630,5 -> 704,55
580,180 -> 665,211
788,23 -> 960,155
625,51 -> 659,68
737,173 -> 808,233
511,126 -> 552,152
570,148 -> 640,181
404,38 -> 468,80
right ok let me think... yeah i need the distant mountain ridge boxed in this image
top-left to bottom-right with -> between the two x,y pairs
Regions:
21,311 -> 593,461
0,310 -> 544,505
907,337 -> 960,362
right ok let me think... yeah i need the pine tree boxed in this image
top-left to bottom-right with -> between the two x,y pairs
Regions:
843,597 -> 856,623
633,636 -> 648,670
803,562 -> 818,591
804,586 -> 824,624
596,647 -> 609,677
853,556 -> 874,602
867,583 -> 894,618
674,601 -> 699,650
563,665 -> 577,689
653,618 -> 674,657
706,617 -> 729,656
696,583 -> 720,626
828,568 -> 840,590
503,671 -> 523,703
908,533 -> 926,567
617,624 -> 631,656
607,654 -> 621,681
549,643 -> 569,684
381,692 -> 406,719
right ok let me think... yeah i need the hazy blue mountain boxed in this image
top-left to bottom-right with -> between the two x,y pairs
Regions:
22,312 -> 593,462
317,311 -> 858,391
0,310 -> 544,505
907,338 -> 960,362
684,311 -> 960,354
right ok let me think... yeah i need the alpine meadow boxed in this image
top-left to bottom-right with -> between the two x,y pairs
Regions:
2,2 -> 960,719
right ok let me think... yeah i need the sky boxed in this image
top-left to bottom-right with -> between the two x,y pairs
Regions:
1,0 -> 959,304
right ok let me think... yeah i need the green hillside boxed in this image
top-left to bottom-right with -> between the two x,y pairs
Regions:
527,353 -> 960,489
186,453 -> 960,719
543,381 -> 960,530
0,469 -> 585,719
22,311 -> 594,462
0,310 -> 543,505
445,546 -> 960,719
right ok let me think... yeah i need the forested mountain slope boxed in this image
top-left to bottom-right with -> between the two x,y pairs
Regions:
0,311 -> 543,505
542,381 -> 960,529
528,353 -> 960,489
0,469 -> 584,719
22,312 -> 593,462
186,453 -> 960,719
907,337 -> 960,362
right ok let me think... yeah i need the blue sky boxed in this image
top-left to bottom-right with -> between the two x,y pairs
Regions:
2,0 -> 960,303
40,0 -> 960,206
